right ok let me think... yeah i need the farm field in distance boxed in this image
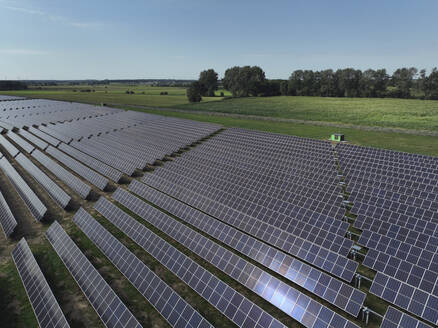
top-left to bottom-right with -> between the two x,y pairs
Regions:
177,96 -> 438,132
1,84 -> 229,107
3,84 -> 438,157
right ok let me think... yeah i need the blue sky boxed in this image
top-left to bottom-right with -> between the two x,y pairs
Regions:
0,0 -> 437,80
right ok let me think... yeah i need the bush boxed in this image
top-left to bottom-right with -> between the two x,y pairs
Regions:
220,92 -> 224,97
160,91 -> 168,95
187,82 -> 202,102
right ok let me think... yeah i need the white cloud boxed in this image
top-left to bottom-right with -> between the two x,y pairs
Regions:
0,49 -> 48,55
1,3 -> 103,29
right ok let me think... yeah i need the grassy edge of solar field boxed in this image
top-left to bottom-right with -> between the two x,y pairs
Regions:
120,105 -> 438,157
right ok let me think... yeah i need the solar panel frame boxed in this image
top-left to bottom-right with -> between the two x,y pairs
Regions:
18,129 -> 49,150
6,131 -> 35,153
127,181 -> 366,317
45,221 -> 143,328
58,142 -> 123,182
381,306 -> 432,328
46,146 -> 108,190
0,134 -> 19,157
93,197 -> 291,328
72,208 -> 213,328
0,156 -> 47,221
0,190 -> 17,237
103,193 -> 360,327
28,127 -> 61,147
370,272 -> 438,325
11,238 -> 70,328
141,174 -> 358,282
32,150 -> 91,199
15,153 -> 71,208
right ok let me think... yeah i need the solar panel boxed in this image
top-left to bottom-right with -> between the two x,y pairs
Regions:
363,249 -> 438,297
11,238 -> 70,328
358,230 -> 438,272
72,208 -> 213,328
147,168 -> 350,253
93,198 -> 290,328
141,174 -> 358,282
381,306 -> 432,328
0,190 -> 17,237
45,221 -> 142,328
18,129 -> 49,150
15,153 -> 71,208
100,194 -> 359,328
38,125 -> 73,144
370,272 -> 438,325
0,156 -> 47,220
46,146 -> 109,190
6,131 -> 35,153
29,127 -> 61,147
32,150 -> 91,199
0,134 -> 19,157
127,181 -> 366,317
58,143 -> 123,182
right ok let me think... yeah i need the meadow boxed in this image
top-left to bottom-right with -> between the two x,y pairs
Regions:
2,84 -> 437,156
2,84 -> 229,107
178,96 -> 438,132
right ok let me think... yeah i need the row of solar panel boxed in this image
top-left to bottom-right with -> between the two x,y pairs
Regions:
126,181 -> 366,317
335,143 -> 437,326
140,174 -> 358,282
95,195 -> 359,328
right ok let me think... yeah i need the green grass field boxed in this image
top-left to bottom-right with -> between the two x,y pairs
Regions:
2,84 -> 437,156
2,84 -> 230,108
177,96 -> 438,131
123,106 -> 438,156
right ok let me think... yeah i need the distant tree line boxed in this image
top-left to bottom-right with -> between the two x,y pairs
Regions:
0,81 -> 27,91
187,66 -> 438,102
283,67 -> 438,99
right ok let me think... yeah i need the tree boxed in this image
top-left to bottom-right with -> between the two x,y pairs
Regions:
186,82 -> 202,102
392,67 -> 418,98
335,68 -> 362,97
319,69 -> 336,97
424,68 -> 438,100
280,81 -> 289,95
223,66 -> 266,97
199,69 -> 218,96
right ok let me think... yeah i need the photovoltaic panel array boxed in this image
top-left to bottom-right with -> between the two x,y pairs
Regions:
46,146 -> 109,190
381,306 -> 432,328
58,143 -> 123,183
369,272 -> 438,325
7,131 -> 35,153
93,197 -> 289,328
29,127 -> 61,147
0,134 -> 19,157
0,95 -> 25,101
11,238 -> 70,328
38,125 -> 73,144
72,208 -> 213,328
0,190 -> 17,237
18,129 -> 49,150
106,192 -> 360,328
0,99 -> 120,129
0,156 -> 47,220
141,128 -> 357,282
15,153 -> 71,208
45,221 -> 143,328
32,149 -> 91,199
127,181 -> 366,317
337,143 -> 438,324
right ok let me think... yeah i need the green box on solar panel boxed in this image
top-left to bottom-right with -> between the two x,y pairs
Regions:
330,133 -> 344,142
